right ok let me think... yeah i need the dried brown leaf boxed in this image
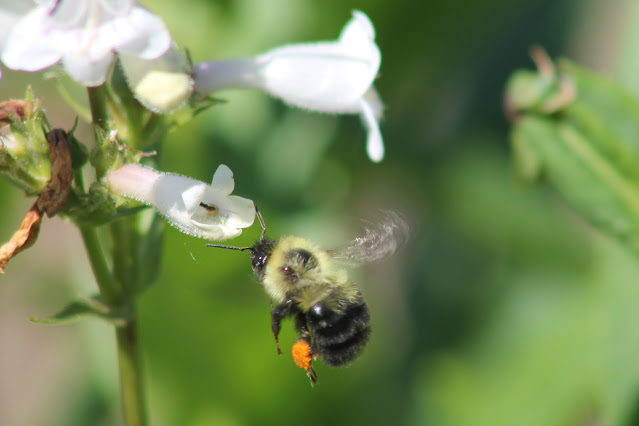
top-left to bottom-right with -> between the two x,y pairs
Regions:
0,100 -> 29,126
0,203 -> 42,273
37,129 -> 73,217
0,128 -> 77,272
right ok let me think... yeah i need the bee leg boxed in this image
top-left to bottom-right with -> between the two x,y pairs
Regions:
294,311 -> 312,340
307,365 -> 318,386
293,313 -> 316,384
292,337 -> 318,386
300,334 -> 318,386
271,299 -> 295,355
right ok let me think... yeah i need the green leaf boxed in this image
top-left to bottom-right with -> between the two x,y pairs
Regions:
512,115 -> 639,256
559,61 -> 639,179
30,295 -> 133,326
507,56 -> 639,258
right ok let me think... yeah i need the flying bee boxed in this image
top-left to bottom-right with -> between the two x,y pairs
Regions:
207,208 -> 409,385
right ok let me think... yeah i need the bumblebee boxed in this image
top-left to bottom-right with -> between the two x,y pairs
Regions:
208,208 -> 408,385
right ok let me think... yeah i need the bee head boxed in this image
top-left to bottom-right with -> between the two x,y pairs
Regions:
206,205 -> 272,280
249,238 -> 276,279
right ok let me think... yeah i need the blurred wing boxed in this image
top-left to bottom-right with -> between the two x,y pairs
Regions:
332,210 -> 410,266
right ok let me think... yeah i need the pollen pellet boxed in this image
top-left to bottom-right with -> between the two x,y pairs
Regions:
292,339 -> 313,370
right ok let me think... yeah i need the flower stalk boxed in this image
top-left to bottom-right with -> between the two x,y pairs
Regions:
82,85 -> 149,425
77,224 -> 121,304
116,319 -> 148,426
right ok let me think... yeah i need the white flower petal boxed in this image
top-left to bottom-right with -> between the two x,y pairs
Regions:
211,164 -> 235,194
221,195 -> 256,228
0,0 -> 31,49
109,6 -> 172,59
192,10 -> 385,162
340,10 -> 376,46
256,41 -> 378,113
194,11 -> 379,114
62,51 -> 115,87
1,0 -> 173,87
360,96 -> 384,162
106,164 -> 255,241
192,190 -> 255,239
120,43 -> 193,114
363,86 -> 384,120
1,8 -> 63,71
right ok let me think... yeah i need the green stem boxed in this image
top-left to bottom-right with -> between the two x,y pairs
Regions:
78,225 -> 121,304
86,85 -> 149,425
116,318 -> 148,426
88,86 -> 109,132
110,216 -> 136,293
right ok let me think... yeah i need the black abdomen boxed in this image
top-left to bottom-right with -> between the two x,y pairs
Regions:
306,302 -> 371,366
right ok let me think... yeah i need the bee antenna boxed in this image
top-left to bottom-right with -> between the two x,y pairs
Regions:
205,243 -> 252,251
255,204 -> 267,241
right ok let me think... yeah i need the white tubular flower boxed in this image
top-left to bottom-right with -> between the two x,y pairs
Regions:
106,164 -> 256,240
1,0 -> 172,87
120,43 -> 194,114
193,10 -> 385,162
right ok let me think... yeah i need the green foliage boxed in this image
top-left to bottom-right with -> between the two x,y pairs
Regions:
65,182 -> 118,226
0,87 -> 51,194
66,119 -> 89,169
30,294 -> 132,326
508,58 -> 639,258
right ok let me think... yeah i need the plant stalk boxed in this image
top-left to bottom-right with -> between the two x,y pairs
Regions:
116,318 -> 148,426
78,225 -> 121,304
87,86 -> 149,425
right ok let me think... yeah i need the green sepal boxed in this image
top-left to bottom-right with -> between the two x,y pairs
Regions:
89,126 -> 124,180
185,95 -> 226,121
0,87 -> 52,194
66,181 -> 118,226
504,69 -> 566,115
66,117 -> 89,169
29,294 -> 133,326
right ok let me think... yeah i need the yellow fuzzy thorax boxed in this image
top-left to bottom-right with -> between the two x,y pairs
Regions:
261,235 -> 353,307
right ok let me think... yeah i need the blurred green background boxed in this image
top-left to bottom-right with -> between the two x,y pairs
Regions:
3,0 -> 639,425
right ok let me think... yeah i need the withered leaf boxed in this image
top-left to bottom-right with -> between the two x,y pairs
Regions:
0,128 -> 75,272
36,129 -> 73,217
0,100 -> 29,126
0,203 -> 42,273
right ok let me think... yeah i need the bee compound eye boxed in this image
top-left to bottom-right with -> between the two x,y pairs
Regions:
252,259 -> 261,270
251,254 -> 268,275
311,304 -> 323,317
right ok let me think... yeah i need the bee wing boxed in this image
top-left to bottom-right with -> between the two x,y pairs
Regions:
331,210 -> 410,267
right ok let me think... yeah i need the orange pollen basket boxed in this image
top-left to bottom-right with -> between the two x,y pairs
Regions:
291,339 -> 313,370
